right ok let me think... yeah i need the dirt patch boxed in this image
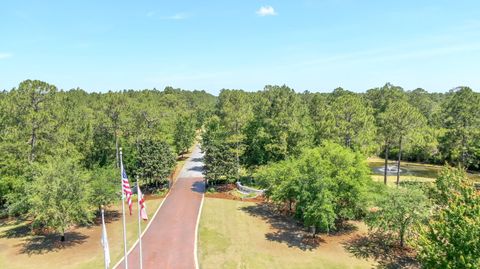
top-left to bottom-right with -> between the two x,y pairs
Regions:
344,233 -> 420,269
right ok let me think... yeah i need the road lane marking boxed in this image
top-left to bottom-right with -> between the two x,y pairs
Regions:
194,183 -> 205,269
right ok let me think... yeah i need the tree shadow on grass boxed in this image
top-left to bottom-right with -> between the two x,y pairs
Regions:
343,233 -> 420,269
0,218 -> 26,228
330,221 -> 358,236
17,231 -> 89,256
1,223 -> 89,256
241,203 -> 325,251
1,213 -> 114,256
1,223 -> 31,239
93,209 -> 121,225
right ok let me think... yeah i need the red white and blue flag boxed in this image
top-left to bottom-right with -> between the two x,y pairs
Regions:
138,186 -> 148,221
121,166 -> 133,215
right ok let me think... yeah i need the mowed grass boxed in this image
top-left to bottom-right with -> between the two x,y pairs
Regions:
0,196 -> 163,269
199,198 -> 375,269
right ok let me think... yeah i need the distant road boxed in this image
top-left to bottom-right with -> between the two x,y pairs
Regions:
115,144 -> 205,269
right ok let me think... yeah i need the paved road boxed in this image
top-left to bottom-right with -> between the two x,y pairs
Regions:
115,144 -> 205,269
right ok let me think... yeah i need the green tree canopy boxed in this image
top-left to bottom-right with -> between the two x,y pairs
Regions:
244,85 -> 311,166
256,142 -> 371,232
440,87 -> 480,169
366,187 -> 429,247
136,139 -> 176,186
202,116 -> 237,184
28,149 -> 94,241
89,165 -> 117,211
417,167 -> 480,268
174,115 -> 196,156
378,100 -> 427,184
216,89 -> 253,179
329,93 -> 376,153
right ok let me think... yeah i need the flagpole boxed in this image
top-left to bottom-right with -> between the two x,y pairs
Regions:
136,176 -> 143,269
119,148 -> 128,269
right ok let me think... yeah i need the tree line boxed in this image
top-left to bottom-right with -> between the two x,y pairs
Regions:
201,83 -> 480,267
0,80 -> 214,239
202,84 -> 480,185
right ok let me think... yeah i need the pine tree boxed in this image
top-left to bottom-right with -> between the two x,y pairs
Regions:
136,139 -> 176,187
174,115 -> 196,157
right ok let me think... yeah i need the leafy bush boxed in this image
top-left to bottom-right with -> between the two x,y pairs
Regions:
365,187 -> 429,247
255,142 -> 371,232
417,167 -> 480,268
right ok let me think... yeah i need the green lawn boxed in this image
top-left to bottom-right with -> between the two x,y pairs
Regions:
199,198 -> 375,269
230,190 -> 258,199
0,196 -> 163,269
368,157 -> 480,185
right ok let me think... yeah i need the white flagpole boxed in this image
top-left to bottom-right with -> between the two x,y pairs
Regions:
119,148 -> 128,269
136,176 -> 143,269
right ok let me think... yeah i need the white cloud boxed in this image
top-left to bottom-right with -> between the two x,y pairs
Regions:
0,53 -> 12,59
147,11 -> 188,20
163,13 -> 189,20
256,6 -> 277,16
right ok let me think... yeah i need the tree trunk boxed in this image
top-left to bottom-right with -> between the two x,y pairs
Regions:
236,144 -> 240,180
345,131 -> 351,149
396,136 -> 402,186
115,128 -> 119,168
29,127 -> 37,163
399,228 -> 404,248
235,123 -> 240,181
384,143 -> 389,185
29,98 -> 40,163
461,133 -> 467,167
61,228 -> 65,242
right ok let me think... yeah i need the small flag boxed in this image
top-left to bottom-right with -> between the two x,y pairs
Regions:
122,167 -> 133,215
101,209 -> 111,269
138,187 -> 148,221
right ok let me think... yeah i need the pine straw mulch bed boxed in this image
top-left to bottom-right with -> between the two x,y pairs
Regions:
205,183 -> 265,202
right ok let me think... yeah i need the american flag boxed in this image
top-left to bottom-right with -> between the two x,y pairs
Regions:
122,168 -> 133,215
138,186 -> 148,221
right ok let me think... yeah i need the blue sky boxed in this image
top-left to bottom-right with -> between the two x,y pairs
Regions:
1,1 -> 480,94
